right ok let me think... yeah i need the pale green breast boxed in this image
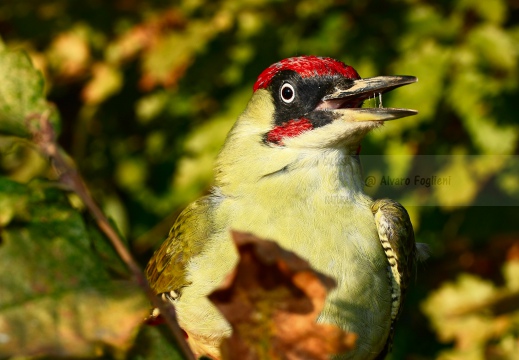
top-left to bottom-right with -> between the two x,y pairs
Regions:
205,188 -> 392,360
177,154 -> 392,359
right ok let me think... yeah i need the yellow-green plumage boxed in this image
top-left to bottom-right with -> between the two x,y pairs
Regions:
146,56 -> 422,359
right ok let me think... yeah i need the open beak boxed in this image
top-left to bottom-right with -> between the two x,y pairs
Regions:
318,75 -> 418,121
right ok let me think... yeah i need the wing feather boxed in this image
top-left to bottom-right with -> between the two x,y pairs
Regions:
145,195 -> 215,296
371,198 -> 419,359
372,198 -> 417,321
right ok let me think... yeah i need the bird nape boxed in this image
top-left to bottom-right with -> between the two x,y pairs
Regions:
145,55 -> 422,360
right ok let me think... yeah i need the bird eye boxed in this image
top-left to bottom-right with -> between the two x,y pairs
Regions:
280,83 -> 295,103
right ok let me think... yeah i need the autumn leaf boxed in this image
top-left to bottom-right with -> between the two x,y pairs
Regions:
209,231 -> 356,360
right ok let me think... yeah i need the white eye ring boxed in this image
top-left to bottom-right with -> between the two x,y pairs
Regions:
280,83 -> 296,103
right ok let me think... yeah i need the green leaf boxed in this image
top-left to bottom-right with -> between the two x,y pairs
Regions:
457,0 -> 507,24
468,24 -> 516,71
0,48 -> 60,138
421,273 -> 496,344
0,177 -> 30,226
0,177 -> 148,358
128,325 -> 185,360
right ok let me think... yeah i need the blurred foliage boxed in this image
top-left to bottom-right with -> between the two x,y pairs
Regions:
0,0 -> 518,358
422,257 -> 519,359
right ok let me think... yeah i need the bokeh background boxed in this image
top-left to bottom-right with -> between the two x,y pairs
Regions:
1,0 -> 518,358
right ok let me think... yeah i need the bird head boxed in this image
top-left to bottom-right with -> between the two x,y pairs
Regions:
215,56 -> 417,193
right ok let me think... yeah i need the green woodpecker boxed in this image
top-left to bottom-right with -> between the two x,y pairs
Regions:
146,56 -> 425,359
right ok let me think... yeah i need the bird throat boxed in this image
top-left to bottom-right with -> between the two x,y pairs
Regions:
264,118 -> 363,155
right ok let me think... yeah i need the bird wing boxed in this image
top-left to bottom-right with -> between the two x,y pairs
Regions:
145,195 -> 215,297
371,198 -> 418,360
371,198 -> 417,322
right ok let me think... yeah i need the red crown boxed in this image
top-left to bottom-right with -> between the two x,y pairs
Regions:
253,56 -> 360,92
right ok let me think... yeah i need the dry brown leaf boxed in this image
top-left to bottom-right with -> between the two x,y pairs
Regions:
209,231 -> 356,360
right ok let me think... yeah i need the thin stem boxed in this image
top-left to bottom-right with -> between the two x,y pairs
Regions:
31,112 -> 195,360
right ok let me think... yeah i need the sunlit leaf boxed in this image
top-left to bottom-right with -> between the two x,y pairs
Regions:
433,153 -> 479,207
115,157 -> 149,191
0,49 -> 60,137
423,263 -> 519,358
139,15 -> 232,90
422,274 -> 496,344
458,0 -> 507,24
503,261 -> 519,292
468,24 -> 516,71
47,30 -> 90,78
82,62 -> 123,105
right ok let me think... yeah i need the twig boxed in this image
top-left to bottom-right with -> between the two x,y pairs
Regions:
30,112 -> 195,360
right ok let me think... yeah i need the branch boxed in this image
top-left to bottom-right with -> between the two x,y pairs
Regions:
30,112 -> 195,360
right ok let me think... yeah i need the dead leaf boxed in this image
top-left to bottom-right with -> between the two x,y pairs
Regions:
209,231 -> 356,360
